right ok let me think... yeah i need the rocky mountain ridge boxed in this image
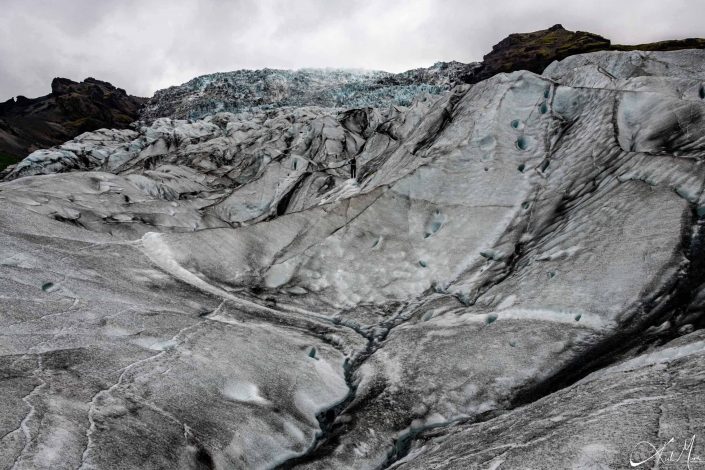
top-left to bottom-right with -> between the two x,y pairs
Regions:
0,77 -> 146,170
464,23 -> 705,83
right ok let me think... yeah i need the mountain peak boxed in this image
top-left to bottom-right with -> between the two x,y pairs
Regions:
0,77 -> 145,163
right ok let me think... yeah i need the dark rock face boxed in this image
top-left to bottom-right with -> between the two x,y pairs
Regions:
464,24 -> 611,82
612,36 -> 705,52
0,77 -> 145,169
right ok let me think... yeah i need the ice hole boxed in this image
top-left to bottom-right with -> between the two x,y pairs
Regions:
480,250 -> 504,261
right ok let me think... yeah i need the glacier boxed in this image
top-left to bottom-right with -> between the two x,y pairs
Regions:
1,49 -> 705,469
139,63 -> 472,122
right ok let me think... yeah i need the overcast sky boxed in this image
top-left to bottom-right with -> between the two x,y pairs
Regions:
1,0 -> 703,100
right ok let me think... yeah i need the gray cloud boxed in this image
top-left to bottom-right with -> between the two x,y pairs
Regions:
1,0 -> 704,100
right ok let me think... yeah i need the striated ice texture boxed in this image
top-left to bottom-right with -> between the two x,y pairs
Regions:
2,50 -> 705,469
140,63 -> 474,122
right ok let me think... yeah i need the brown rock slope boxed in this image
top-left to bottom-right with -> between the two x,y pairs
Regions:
463,24 -> 705,83
0,77 -> 145,169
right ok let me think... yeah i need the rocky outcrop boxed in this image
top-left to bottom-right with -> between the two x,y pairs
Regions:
613,36 -> 705,52
463,24 -> 705,84
463,24 -> 611,82
0,77 -> 145,170
2,48 -> 705,469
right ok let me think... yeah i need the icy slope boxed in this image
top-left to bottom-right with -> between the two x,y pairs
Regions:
391,330 -> 705,469
1,49 -> 705,469
140,63 -> 473,121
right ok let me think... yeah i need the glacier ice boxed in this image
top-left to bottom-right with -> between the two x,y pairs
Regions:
2,50 -> 705,469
